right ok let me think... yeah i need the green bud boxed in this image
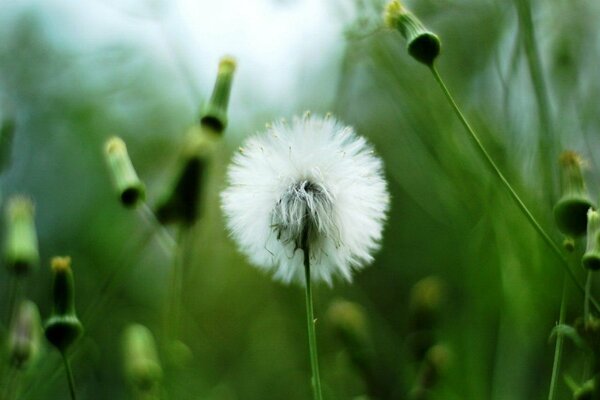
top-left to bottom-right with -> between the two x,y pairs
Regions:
8,300 -> 41,369
554,151 -> 594,237
573,379 -> 594,400
200,56 -> 237,133
4,196 -> 39,275
327,299 -> 370,350
104,136 -> 146,208
155,125 -> 219,225
583,209 -> 600,271
44,257 -> 83,353
408,276 -> 445,360
384,0 -> 441,66
123,324 -> 162,392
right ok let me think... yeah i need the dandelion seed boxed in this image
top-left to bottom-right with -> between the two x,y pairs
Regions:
221,114 -> 389,285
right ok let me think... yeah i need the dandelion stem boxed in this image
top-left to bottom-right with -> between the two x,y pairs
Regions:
303,244 -> 324,400
61,352 -> 76,400
548,276 -> 568,400
429,65 -> 599,311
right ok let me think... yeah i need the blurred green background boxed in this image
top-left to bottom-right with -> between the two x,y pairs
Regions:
1,0 -> 599,398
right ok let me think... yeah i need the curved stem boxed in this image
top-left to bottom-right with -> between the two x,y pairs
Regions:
429,65 -> 599,311
548,276 -> 568,400
61,352 -> 76,400
303,244 -> 324,400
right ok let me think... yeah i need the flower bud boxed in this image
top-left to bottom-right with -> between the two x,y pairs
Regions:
384,0 -> 441,66
583,209 -> 600,271
327,299 -> 370,352
200,56 -> 237,133
155,125 -> 219,225
44,257 -> 83,353
408,276 -> 445,360
4,196 -> 39,275
553,151 -> 594,237
8,300 -> 41,369
122,324 -> 162,392
104,136 -> 146,208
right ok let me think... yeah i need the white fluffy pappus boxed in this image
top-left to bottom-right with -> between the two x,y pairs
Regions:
221,114 -> 389,285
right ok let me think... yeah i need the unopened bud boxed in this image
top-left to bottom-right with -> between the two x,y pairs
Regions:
200,56 -> 237,133
8,300 -> 41,369
155,125 -> 219,225
553,151 -> 594,237
123,324 -> 162,392
583,209 -> 600,271
44,257 -> 83,353
384,0 -> 441,66
4,196 -> 39,275
104,136 -> 146,208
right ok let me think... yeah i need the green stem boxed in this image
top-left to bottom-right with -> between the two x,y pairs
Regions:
303,244 -> 324,400
62,352 -> 76,400
166,228 -> 187,340
138,202 -> 176,255
429,65 -> 599,312
585,270 -> 593,321
548,276 -> 568,400
513,0 -> 555,196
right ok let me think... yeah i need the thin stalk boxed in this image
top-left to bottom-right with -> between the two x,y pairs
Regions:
138,202 -> 176,255
166,227 -> 187,340
585,270 -> 592,321
548,276 -> 568,400
5,276 -> 20,326
513,0 -> 555,197
429,65 -> 599,311
61,352 -> 76,400
303,244 -> 324,400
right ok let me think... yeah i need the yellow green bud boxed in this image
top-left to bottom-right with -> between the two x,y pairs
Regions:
8,300 -> 41,369
4,196 -> 39,275
122,324 -> 162,392
384,0 -> 441,66
104,136 -> 146,208
44,257 -> 83,353
554,151 -> 594,237
200,56 -> 237,133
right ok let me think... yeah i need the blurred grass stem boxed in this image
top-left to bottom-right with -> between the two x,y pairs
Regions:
138,203 -> 176,255
548,276 -> 568,400
166,228 -> 187,340
429,65 -> 598,311
303,244 -> 323,400
585,270 -> 592,321
513,0 -> 555,197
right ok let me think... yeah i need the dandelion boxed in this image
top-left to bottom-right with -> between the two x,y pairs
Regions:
221,114 -> 389,286
221,113 -> 389,400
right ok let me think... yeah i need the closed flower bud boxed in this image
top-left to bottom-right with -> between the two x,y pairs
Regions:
4,196 -> 39,275
44,257 -> 83,353
327,299 -> 370,353
554,151 -> 594,237
200,56 -> 237,133
408,276 -> 445,360
122,324 -> 162,392
583,209 -> 600,271
384,0 -> 441,66
8,300 -> 41,369
155,125 -> 220,225
104,136 -> 146,208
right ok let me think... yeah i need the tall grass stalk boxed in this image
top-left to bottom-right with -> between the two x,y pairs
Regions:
429,65 -> 598,310
548,276 -> 568,400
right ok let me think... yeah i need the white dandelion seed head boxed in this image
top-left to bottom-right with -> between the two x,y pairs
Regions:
221,114 -> 390,286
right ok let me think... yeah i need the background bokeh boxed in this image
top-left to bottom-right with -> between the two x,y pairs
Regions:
1,0 -> 600,399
